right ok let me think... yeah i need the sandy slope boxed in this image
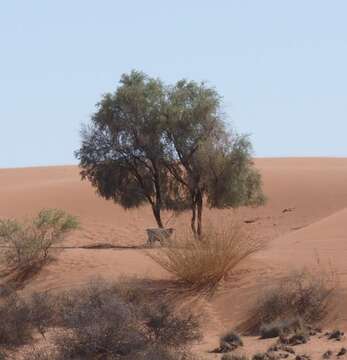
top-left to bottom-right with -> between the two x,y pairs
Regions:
1,158 -> 347,358
207,208 -> 347,343
1,158 -> 347,244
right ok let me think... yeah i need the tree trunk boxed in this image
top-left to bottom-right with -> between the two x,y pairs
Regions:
191,202 -> 197,235
151,163 -> 163,228
190,191 -> 203,238
152,204 -> 164,228
196,191 -> 203,238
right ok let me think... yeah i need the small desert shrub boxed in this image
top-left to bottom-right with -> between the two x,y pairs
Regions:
143,302 -> 202,347
27,292 -> 55,337
127,345 -> 187,360
216,330 -> 243,353
108,276 -> 153,308
31,279 -> 201,359
281,328 -> 310,346
0,279 -> 201,359
21,348 -> 59,360
252,353 -> 278,360
54,285 -> 145,358
222,355 -> 249,360
0,209 -> 78,271
260,318 -> 303,339
327,329 -> 344,340
267,343 -> 295,354
250,268 -> 336,334
260,322 -> 282,339
0,286 -> 32,348
0,285 -> 55,349
149,223 -> 263,291
221,330 -> 243,347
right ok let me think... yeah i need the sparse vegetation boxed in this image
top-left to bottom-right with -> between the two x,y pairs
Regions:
337,347 -> 346,356
268,343 -> 295,354
0,279 -> 202,359
0,209 -> 78,271
327,329 -> 344,340
51,280 -> 201,358
19,348 -> 59,360
295,354 -> 311,360
222,354 -> 249,360
0,285 -> 58,351
149,223 -> 263,291
253,352 -> 279,360
215,330 -> 243,353
221,330 -> 243,347
0,285 -> 32,348
142,301 -> 202,347
249,268 -> 336,335
260,317 -> 303,339
279,327 -> 310,346
323,350 -> 333,359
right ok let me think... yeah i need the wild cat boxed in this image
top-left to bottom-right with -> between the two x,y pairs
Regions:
146,228 -> 174,246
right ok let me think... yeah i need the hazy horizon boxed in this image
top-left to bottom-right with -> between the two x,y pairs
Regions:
2,156 -> 347,170
1,1 -> 347,168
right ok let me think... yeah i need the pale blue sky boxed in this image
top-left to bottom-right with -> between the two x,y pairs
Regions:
1,1 -> 346,168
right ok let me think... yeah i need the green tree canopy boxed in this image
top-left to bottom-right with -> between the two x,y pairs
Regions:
76,71 -> 175,227
76,71 -> 265,235
164,80 -> 265,236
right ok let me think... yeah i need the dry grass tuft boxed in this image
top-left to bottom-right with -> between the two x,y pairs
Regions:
148,222 -> 264,292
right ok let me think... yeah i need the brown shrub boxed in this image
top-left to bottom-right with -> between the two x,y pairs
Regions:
249,267 -> 336,335
20,348 -> 59,360
148,222 -> 263,291
142,301 -> 202,347
0,285 -> 32,348
260,317 -> 304,339
0,285 -> 57,350
54,280 -> 201,357
20,279 -> 202,359
222,355 -> 249,360
0,278 -> 202,358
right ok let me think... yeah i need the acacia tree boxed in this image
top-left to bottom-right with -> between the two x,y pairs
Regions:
164,80 -> 265,236
75,71 -> 176,228
76,71 -> 265,236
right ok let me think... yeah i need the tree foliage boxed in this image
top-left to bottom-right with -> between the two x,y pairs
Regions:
76,70 -> 265,234
76,71 -> 175,227
164,80 -> 265,235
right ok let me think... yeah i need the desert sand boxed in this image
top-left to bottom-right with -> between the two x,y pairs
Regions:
1,157 -> 347,358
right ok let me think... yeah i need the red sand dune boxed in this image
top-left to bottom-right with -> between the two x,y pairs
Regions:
1,158 -> 347,357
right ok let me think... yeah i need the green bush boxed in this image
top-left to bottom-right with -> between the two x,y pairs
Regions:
0,209 -> 78,271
